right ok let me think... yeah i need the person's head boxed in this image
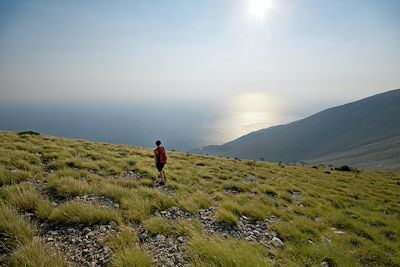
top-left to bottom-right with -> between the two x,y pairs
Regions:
156,140 -> 161,146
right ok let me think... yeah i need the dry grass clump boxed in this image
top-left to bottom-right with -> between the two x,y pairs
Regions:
215,207 -> 239,226
0,204 -> 36,251
107,227 -> 152,267
189,234 -> 270,267
143,217 -> 201,237
177,190 -> 212,214
0,166 -> 31,186
121,188 -> 174,222
1,131 -> 400,266
49,202 -> 122,225
0,183 -> 53,219
46,175 -> 92,198
111,247 -> 153,267
106,226 -> 139,251
9,240 -> 68,267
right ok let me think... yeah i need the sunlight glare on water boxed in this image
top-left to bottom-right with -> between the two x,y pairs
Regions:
215,92 -> 282,142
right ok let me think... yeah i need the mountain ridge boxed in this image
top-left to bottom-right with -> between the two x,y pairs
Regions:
198,89 -> 400,171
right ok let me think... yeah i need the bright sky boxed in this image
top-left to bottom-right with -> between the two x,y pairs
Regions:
1,0 -> 399,142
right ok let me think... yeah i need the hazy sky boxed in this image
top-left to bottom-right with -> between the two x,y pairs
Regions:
1,0 -> 399,146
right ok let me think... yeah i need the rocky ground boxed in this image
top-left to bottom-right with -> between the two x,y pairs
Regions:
40,223 -> 118,267
27,171 -> 285,267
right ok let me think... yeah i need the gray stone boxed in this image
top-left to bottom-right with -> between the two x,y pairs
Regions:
156,234 -> 166,242
83,227 -> 91,234
271,236 -> 284,247
49,230 -> 59,236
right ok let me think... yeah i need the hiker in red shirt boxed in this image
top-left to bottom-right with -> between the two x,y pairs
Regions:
154,140 -> 167,185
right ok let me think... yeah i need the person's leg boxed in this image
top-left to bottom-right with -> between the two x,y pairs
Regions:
161,169 -> 166,182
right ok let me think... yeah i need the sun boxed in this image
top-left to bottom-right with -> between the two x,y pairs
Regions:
247,0 -> 273,20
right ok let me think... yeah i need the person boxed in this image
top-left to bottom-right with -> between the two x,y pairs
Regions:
154,140 -> 167,185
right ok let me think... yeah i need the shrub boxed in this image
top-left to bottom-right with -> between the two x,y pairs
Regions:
17,131 -> 40,136
335,165 -> 351,172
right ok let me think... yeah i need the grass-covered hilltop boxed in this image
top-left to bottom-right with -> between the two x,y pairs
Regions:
0,131 -> 399,267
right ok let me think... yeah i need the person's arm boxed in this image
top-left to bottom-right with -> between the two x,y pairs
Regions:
154,149 -> 159,163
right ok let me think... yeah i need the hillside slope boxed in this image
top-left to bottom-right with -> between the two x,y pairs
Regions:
200,89 -> 400,170
307,134 -> 400,171
0,131 -> 399,266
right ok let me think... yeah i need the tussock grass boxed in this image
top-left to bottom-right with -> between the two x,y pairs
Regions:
46,175 -> 92,198
0,204 -> 35,251
215,207 -> 239,226
121,194 -> 152,222
189,234 -> 270,267
106,226 -> 139,251
108,226 -> 152,267
94,182 -> 131,203
9,240 -> 67,267
1,131 -> 399,266
143,217 -> 201,237
0,183 -> 53,219
111,247 -> 153,267
0,166 -> 31,186
222,181 -> 250,192
260,185 -> 278,197
121,188 -> 174,222
49,202 -> 122,225
177,191 -> 212,214
220,199 -> 243,215
241,198 -> 271,221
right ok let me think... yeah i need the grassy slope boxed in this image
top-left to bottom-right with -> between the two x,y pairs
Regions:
0,131 -> 399,266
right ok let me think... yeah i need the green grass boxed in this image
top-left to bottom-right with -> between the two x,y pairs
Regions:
108,226 -> 152,267
0,131 -> 399,266
215,207 -> 239,226
143,217 -> 202,237
9,240 -> 67,267
49,202 -> 122,225
46,175 -> 92,198
0,183 -> 53,219
189,234 -> 271,266
0,166 -> 31,186
177,190 -> 212,214
106,226 -> 139,251
0,204 -> 36,251
111,247 -> 153,267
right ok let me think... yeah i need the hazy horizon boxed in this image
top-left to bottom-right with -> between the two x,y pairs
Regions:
1,0 -> 399,149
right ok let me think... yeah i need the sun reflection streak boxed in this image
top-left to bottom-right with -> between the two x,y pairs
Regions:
214,92 -> 282,142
